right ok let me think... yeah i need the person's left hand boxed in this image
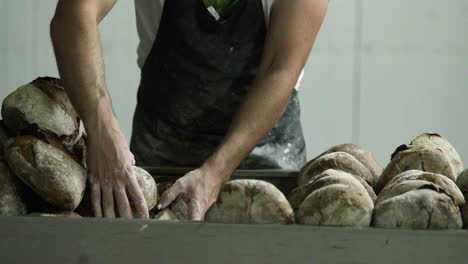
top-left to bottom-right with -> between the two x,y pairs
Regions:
157,166 -> 229,221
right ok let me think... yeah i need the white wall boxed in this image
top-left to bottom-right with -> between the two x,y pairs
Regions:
1,0 -> 467,168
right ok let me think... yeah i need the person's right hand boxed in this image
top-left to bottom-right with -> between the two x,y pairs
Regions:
86,118 -> 149,219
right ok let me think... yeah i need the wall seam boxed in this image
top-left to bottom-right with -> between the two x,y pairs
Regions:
351,0 -> 364,144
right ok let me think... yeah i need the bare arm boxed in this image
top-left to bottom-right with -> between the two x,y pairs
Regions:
205,0 -> 328,174
51,0 -> 149,218
159,0 -> 328,220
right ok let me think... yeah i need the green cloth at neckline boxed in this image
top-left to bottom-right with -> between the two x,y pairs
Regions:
203,0 -> 237,19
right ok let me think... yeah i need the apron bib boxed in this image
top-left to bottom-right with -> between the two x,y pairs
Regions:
130,0 -> 306,169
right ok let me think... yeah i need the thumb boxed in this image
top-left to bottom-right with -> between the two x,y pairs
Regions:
158,181 -> 182,210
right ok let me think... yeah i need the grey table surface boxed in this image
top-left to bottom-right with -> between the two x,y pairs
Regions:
0,216 -> 466,264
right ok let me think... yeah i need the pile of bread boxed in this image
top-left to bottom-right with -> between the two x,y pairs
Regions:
1,77 -> 467,230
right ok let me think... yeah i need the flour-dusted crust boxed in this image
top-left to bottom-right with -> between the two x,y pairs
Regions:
205,179 -> 294,224
4,136 -> 87,210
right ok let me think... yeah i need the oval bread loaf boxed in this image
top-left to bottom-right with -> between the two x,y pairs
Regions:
134,167 -> 158,210
377,170 -> 464,205
295,170 -> 374,226
0,160 -> 27,216
376,145 -> 456,193
308,144 -> 383,185
1,77 -> 83,147
410,133 -> 464,177
4,136 -> 87,210
205,180 -> 294,224
373,189 -> 462,229
456,169 -> 468,228
288,169 -> 376,211
298,152 -> 374,187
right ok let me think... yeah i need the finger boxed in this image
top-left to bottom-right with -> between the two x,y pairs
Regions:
158,181 -> 183,209
90,181 -> 102,217
101,184 -> 115,218
114,185 -> 132,219
126,176 -> 149,219
188,199 -> 204,221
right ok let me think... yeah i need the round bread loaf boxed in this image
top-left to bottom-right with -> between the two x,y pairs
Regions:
4,136 -> 86,210
376,145 -> 456,193
28,211 -> 81,217
298,152 -> 374,187
456,169 -> 468,194
134,167 -> 158,210
309,144 -> 383,185
205,180 -> 294,224
456,170 -> 468,229
154,209 -> 179,221
75,166 -> 158,216
0,160 -> 27,216
296,170 -> 374,226
411,133 -> 464,177
377,170 -> 464,205
1,77 -> 84,147
288,169 -> 376,211
373,189 -> 462,229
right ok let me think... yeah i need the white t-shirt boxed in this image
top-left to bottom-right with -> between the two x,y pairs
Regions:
134,0 -> 303,89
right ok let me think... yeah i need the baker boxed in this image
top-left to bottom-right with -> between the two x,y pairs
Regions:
50,0 -> 328,219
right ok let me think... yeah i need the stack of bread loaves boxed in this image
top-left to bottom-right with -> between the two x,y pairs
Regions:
0,77 -> 157,217
288,144 -> 381,227
373,133 -> 465,229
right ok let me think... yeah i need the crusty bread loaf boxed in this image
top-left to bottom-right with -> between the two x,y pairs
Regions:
0,160 -> 27,216
134,167 -> 158,210
456,169 -> 468,228
205,180 -> 294,224
288,169 -> 376,211
376,145 -> 456,193
75,166 -> 158,216
373,189 -> 462,229
411,133 -> 464,177
154,209 -> 179,221
4,136 -> 87,210
2,77 -> 84,148
307,144 -> 383,185
377,170 -> 464,205
294,170 -> 374,226
28,211 -> 81,217
298,152 -> 374,187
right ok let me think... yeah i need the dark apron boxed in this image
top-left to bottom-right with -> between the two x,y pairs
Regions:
130,0 -> 306,169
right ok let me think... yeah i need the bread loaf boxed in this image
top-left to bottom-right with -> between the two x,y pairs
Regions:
295,170 -> 374,226
205,180 -> 294,224
456,169 -> 468,228
0,160 -> 27,216
154,209 -> 179,221
4,136 -> 86,210
307,144 -> 383,185
377,170 -> 464,205
134,167 -> 158,210
298,152 -> 374,187
376,145 -> 456,193
288,169 -> 376,211
28,211 -> 81,217
373,189 -> 462,229
411,133 -> 464,177
1,77 -> 84,148
75,166 -> 158,216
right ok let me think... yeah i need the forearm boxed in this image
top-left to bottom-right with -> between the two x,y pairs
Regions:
204,0 -> 328,180
50,1 -> 117,135
204,69 -> 298,178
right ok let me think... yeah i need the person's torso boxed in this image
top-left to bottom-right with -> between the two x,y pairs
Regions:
134,0 -> 303,89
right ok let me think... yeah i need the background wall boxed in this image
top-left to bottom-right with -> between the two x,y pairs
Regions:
0,0 -> 467,168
